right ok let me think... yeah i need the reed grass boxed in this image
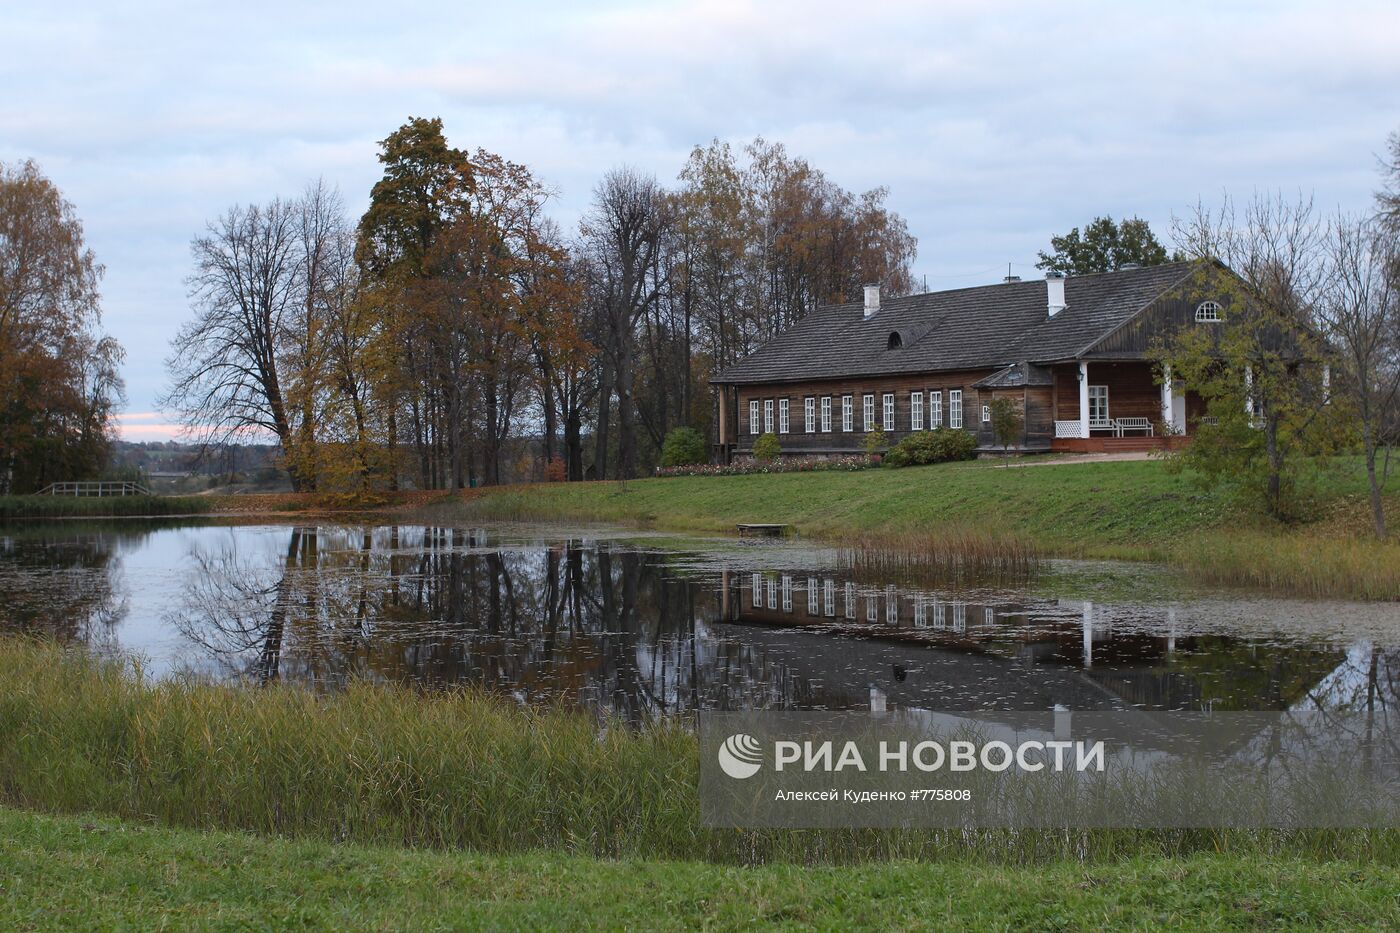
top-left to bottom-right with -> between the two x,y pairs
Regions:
4,638 -> 1400,867
836,527 -> 1042,585
1173,532 -> 1400,600
0,494 -> 213,519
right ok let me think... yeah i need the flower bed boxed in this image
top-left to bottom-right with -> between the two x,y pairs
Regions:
655,455 -> 877,477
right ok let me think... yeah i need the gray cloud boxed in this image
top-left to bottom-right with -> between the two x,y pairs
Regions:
2,0 -> 1397,437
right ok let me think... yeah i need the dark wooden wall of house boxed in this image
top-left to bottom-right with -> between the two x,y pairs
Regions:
1053,362 -> 1161,423
732,369 -> 999,452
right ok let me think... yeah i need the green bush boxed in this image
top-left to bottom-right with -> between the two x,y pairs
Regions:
884,428 -> 978,468
751,433 -> 781,462
660,427 -> 708,468
863,429 -> 887,456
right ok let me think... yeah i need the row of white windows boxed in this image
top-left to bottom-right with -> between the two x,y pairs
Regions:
747,391 -> 969,435
749,574 -> 990,630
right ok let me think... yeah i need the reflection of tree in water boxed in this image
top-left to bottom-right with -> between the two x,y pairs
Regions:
167,527 -> 803,721
0,527 -> 128,647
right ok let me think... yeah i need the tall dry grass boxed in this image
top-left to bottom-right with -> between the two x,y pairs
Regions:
1174,532 -> 1400,600
4,638 -> 1399,865
836,528 -> 1042,586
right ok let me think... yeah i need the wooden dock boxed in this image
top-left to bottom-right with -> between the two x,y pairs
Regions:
736,523 -> 789,539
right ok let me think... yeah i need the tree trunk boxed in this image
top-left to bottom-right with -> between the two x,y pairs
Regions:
1364,431 -> 1388,539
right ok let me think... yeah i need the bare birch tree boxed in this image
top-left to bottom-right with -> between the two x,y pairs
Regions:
1321,216 -> 1400,538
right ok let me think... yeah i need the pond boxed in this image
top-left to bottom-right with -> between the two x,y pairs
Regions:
4,521 -> 1399,722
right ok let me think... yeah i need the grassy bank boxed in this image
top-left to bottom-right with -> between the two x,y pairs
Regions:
442,458 -> 1400,598
0,494 -> 213,519
4,639 -> 1399,868
7,808 -> 1400,930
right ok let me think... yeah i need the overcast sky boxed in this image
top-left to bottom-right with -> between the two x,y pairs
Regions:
4,0 -> 1398,440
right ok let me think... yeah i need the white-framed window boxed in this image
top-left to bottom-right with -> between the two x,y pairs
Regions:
914,598 -> 926,627
911,391 -> 923,431
778,398 -> 789,434
841,396 -> 853,432
984,606 -> 995,627
751,573 -> 761,607
781,575 -> 792,612
820,396 -> 832,432
1089,385 -> 1109,424
933,601 -> 946,629
804,397 -> 816,433
749,399 -> 760,435
886,585 -> 898,624
929,390 -> 942,427
823,579 -> 835,617
953,602 -> 966,633
767,578 -> 777,610
807,577 -> 819,614
867,596 -> 879,623
844,582 -> 855,619
863,394 -> 875,431
882,393 -> 895,431
1195,300 -> 1222,323
763,399 -> 774,434
981,404 -> 991,424
949,390 -> 963,429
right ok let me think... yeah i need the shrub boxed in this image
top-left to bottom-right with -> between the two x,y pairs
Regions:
863,429 -> 887,456
660,427 -> 708,468
752,432 -> 781,462
655,454 -> 876,477
544,457 -> 567,482
883,428 -> 978,468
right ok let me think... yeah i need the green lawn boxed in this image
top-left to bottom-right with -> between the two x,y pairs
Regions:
453,457 -> 1386,547
445,457 -> 1400,598
5,807 -> 1400,931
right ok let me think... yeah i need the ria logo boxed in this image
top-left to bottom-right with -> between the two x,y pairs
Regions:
718,733 -> 763,779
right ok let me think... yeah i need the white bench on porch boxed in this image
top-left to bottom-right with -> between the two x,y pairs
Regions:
1114,417 -> 1154,437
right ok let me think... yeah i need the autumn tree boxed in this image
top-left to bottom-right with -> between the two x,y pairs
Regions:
1155,195 -> 1342,520
356,117 -> 579,487
0,160 -> 124,492
1037,215 -> 1179,276
355,116 -> 478,488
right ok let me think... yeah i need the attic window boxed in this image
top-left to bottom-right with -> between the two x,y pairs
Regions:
1195,301 -> 1223,323
887,331 -> 903,349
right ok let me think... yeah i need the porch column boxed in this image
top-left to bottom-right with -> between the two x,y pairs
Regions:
1078,361 -> 1090,438
717,386 -> 728,461
1160,365 -> 1174,433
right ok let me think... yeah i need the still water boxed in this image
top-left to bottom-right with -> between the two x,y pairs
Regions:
4,522 -> 1399,721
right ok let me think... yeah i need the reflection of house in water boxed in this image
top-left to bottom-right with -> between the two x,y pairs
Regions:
0,520 -> 1373,722
720,570 -> 1344,712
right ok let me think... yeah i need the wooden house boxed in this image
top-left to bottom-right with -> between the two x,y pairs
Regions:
710,260 -> 1233,459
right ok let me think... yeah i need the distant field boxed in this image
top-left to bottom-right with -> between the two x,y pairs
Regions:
5,807 -> 1400,931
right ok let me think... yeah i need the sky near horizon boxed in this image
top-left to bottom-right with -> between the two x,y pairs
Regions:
4,1 -> 1398,442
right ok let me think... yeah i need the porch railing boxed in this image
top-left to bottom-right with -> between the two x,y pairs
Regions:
1053,421 -> 1084,439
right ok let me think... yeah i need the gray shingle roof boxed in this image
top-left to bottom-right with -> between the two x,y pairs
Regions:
713,261 -> 1199,385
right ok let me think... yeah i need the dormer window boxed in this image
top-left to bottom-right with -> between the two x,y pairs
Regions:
1195,300 -> 1222,323
887,331 -> 903,349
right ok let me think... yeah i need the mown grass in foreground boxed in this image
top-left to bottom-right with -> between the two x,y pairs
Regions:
6,807 -> 1400,931
4,638 -> 1400,867
0,494 -> 214,519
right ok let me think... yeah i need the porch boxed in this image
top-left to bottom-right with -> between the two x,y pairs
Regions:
1049,360 -> 1198,453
